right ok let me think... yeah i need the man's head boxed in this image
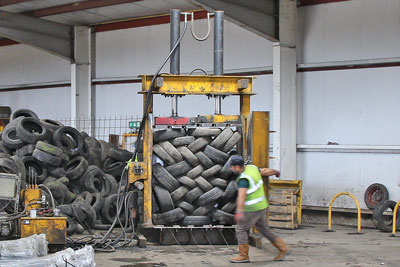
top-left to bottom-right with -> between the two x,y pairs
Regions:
230,155 -> 245,175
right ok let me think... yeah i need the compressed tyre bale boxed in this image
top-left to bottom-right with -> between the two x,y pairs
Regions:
195,151 -> 214,169
10,109 -> 38,121
194,176 -> 213,192
221,201 -> 236,214
181,216 -> 212,226
190,128 -> 222,137
210,128 -> 234,149
221,180 -> 237,203
177,176 -> 197,189
153,128 -> 186,143
64,156 -> 88,180
202,164 -> 222,179
197,187 -> 223,206
153,185 -> 175,212
32,148 -> 62,167
15,144 -> 35,157
177,201 -> 195,213
209,178 -> 228,189
172,136 -> 195,147
222,132 -> 242,152
153,144 -> 176,166
187,165 -> 204,178
177,146 -> 199,167
203,145 -> 229,165
185,187 -> 203,203
192,203 -> 215,216
171,186 -> 189,202
36,141 -> 63,157
53,126 -> 84,156
165,160 -> 192,177
160,141 -> 183,162
16,118 -> 48,144
152,163 -> 180,192
212,209 -> 234,225
1,126 -> 25,149
187,137 -> 211,153
153,207 -> 185,225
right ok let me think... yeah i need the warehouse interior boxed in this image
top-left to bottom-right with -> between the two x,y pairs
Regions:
0,0 -> 399,266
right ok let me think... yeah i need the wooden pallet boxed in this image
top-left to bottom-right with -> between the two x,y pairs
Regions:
267,184 -> 301,229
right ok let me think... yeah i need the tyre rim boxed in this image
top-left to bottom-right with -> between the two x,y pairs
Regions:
368,187 -> 384,206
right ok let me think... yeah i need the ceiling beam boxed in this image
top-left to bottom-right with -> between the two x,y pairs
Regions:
0,0 -> 33,7
299,0 -> 349,6
23,0 -> 143,17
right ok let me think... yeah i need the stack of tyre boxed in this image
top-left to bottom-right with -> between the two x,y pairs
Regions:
0,109 -> 134,235
151,127 -> 241,226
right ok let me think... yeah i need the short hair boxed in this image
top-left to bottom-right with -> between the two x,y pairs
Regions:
229,155 -> 244,167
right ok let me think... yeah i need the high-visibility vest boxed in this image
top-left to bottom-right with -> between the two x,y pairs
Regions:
236,165 -> 268,212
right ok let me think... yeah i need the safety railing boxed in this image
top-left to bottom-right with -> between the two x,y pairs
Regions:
328,192 -> 362,233
392,200 -> 400,236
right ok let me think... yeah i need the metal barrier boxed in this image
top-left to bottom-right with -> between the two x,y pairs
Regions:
328,192 -> 362,233
392,200 -> 400,236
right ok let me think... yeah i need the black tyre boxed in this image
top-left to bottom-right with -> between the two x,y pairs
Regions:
152,163 -> 180,192
191,128 -> 221,137
98,140 -> 109,163
154,185 -> 175,212
0,158 -> 18,174
185,187 -> 203,203
101,194 -> 124,225
364,183 -> 389,210
187,165 -> 204,178
47,181 -> 68,204
188,137 -> 211,153
10,109 -> 38,120
16,118 -> 48,144
40,119 -> 64,131
221,202 -> 236,213
64,156 -> 88,180
15,144 -> 35,157
220,156 -> 234,179
177,146 -> 199,167
83,166 -> 107,193
23,156 -> 48,183
103,158 -> 125,177
373,200 -> 400,232
212,209 -> 234,225
197,187 -> 223,206
165,160 -> 192,177
177,176 -> 197,189
181,216 -> 211,226
153,207 -> 185,225
171,186 -> 189,202
108,147 -> 133,162
153,144 -> 176,165
81,192 -> 104,213
36,141 -> 63,157
9,155 -> 26,181
192,203 -> 215,216
104,174 -> 118,196
66,216 -> 76,236
47,166 -> 66,178
222,132 -> 242,152
221,180 -> 238,203
80,140 -> 90,159
1,126 -> 25,149
210,178 -> 228,189
195,151 -> 214,168
195,176 -> 213,192
53,126 -> 84,156
202,164 -> 222,179
160,141 -> 183,162
77,203 -> 97,227
43,176 -> 57,185
203,145 -> 229,165
210,128 -> 233,149
0,142 -> 11,155
177,201 -> 195,213
172,136 -> 195,147
32,148 -> 62,167
80,131 -> 89,139
153,128 -> 186,143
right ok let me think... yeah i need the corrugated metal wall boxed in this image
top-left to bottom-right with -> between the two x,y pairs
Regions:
0,0 -> 399,209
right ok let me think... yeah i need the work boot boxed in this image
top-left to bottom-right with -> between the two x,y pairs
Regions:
230,243 -> 250,263
272,237 -> 289,261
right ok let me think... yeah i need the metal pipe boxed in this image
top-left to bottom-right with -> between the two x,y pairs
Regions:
214,10 -> 224,114
328,192 -> 362,233
170,9 -> 180,117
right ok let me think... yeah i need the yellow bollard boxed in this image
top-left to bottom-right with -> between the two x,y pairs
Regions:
328,192 -> 362,233
392,200 -> 400,236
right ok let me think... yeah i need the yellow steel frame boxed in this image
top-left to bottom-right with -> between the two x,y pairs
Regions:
129,75 -> 254,227
328,192 -> 362,233
122,133 -> 138,150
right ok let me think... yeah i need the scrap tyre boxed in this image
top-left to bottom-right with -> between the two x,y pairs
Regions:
203,145 -> 229,165
153,185 -> 175,212
153,208 -> 185,225
16,118 -> 48,144
364,183 -> 389,210
53,126 -> 84,156
373,200 -> 400,232
32,149 -> 62,167
152,163 -> 180,192
64,156 -> 88,180
10,109 -> 38,121
181,216 -> 211,226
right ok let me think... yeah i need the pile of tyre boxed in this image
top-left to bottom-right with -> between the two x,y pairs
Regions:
364,183 -> 400,232
150,127 -> 241,226
0,109 -> 134,235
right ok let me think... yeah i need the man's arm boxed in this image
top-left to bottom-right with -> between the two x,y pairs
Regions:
235,188 -> 247,222
259,168 -> 280,177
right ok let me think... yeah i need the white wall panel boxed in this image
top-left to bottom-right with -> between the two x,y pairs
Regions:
0,44 -> 70,86
0,87 -> 70,119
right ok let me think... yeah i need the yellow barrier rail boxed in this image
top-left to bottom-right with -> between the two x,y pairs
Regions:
392,200 -> 400,236
328,192 -> 362,233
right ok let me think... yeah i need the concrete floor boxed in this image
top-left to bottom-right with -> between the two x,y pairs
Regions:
95,224 -> 399,267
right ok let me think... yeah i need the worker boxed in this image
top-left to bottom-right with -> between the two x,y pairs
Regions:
229,155 -> 289,263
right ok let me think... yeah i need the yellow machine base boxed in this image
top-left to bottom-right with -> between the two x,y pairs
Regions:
20,217 -> 67,248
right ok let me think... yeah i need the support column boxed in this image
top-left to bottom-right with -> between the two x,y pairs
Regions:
273,0 -> 297,179
71,26 -> 93,135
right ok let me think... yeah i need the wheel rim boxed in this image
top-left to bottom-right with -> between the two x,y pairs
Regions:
367,186 -> 384,207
